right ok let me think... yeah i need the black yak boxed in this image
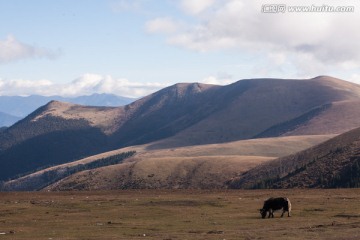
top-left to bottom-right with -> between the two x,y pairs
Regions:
260,197 -> 291,218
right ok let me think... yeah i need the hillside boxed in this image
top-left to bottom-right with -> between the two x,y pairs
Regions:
1,76 -> 360,181
0,93 -> 134,126
228,127 -> 360,189
2,135 -> 333,191
0,101 -> 116,180
147,76 -> 360,148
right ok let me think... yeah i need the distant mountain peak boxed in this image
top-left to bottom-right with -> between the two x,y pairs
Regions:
160,82 -> 218,98
312,75 -> 333,80
29,100 -> 122,133
45,100 -> 75,108
0,93 -> 135,127
311,75 -> 356,85
311,76 -> 360,98
31,101 -> 76,122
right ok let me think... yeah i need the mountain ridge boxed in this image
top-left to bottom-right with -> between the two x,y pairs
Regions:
0,93 -> 135,127
1,76 -> 360,181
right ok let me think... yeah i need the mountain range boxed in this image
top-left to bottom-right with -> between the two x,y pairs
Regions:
0,93 -> 135,127
1,76 -> 360,190
0,112 -> 21,127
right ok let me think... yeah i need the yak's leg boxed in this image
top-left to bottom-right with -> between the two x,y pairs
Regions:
270,209 -> 274,218
281,210 -> 285,217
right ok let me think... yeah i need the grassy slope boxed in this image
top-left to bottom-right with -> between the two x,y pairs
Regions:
41,135 -> 334,191
282,100 -> 360,136
1,189 -> 360,239
229,127 -> 360,189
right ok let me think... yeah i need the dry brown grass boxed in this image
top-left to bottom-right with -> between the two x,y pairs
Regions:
31,101 -> 124,134
145,135 -> 335,157
6,135 -> 334,191
45,135 -> 333,190
47,155 -> 274,190
1,189 -> 360,239
231,126 -> 360,189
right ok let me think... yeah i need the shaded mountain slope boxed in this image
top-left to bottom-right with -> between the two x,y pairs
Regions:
108,83 -> 221,147
0,101 -> 120,151
255,100 -> 360,137
1,76 -> 360,181
228,127 -> 360,189
0,101 -> 115,180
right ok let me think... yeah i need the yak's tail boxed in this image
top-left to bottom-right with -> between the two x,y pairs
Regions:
286,198 -> 292,215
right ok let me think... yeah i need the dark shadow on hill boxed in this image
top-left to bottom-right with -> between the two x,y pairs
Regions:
109,83 -> 245,148
254,103 -> 332,138
0,128 -> 109,181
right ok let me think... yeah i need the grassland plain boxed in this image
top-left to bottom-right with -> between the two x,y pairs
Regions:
1,189 -> 360,239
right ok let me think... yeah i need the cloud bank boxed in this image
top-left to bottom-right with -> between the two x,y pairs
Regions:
0,74 -> 166,98
146,0 -> 360,77
0,35 -> 59,64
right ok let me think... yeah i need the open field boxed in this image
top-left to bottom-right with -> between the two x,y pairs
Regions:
1,190 -> 360,239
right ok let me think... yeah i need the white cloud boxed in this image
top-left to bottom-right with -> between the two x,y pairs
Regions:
267,53 -> 286,66
201,73 -> 233,85
0,78 -> 54,96
180,0 -> 216,15
64,74 -> 166,97
0,35 -> 59,64
147,0 -> 360,76
349,74 -> 360,85
167,26 -> 237,52
145,17 -> 179,34
0,74 -> 167,98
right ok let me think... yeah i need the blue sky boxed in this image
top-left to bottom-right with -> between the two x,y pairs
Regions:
0,0 -> 360,97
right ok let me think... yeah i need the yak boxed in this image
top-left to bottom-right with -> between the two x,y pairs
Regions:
260,197 -> 291,218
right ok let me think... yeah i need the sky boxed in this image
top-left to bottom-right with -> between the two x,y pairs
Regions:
0,0 -> 360,98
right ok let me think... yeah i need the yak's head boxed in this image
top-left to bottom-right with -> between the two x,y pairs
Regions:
259,208 -> 267,218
